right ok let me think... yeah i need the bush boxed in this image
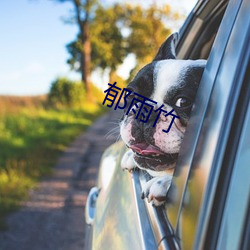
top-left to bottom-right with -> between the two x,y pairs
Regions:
48,77 -> 85,108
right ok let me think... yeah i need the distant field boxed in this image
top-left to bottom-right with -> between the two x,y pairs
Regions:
0,95 -> 106,229
0,95 -> 47,113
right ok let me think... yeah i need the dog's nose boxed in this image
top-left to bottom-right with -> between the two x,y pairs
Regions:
136,107 -> 158,123
134,108 -> 158,134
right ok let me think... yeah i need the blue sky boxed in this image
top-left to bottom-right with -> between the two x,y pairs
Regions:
0,0 -> 78,95
0,0 -> 197,96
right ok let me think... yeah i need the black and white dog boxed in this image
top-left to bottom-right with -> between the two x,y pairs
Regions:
120,33 -> 206,206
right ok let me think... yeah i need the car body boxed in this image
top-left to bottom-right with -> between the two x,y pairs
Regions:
85,0 -> 250,249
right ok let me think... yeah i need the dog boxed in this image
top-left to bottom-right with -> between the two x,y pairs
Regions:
120,33 -> 206,206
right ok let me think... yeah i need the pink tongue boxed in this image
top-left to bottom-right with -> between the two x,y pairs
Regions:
130,143 -> 164,156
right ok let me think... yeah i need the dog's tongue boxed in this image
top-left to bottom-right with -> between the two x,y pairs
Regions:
130,143 -> 164,155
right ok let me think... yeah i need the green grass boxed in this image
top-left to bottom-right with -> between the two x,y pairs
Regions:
0,98 -> 107,230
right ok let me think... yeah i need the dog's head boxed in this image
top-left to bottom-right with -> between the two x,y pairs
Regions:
120,33 -> 206,174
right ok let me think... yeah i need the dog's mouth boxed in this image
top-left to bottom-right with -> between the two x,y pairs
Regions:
129,143 -> 178,171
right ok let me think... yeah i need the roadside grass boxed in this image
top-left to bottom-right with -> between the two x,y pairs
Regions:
0,96 -> 107,230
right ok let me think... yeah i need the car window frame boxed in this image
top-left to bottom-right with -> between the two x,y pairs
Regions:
86,0 -> 249,249
165,0 -> 250,249
214,63 -> 250,250
202,1 -> 250,246
134,0 -> 231,248
177,0 -> 229,60
193,0 -> 250,248
165,0 -> 233,231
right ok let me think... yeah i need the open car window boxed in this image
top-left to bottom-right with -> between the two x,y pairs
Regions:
166,0 -> 231,231
177,0 -> 229,60
164,0 -> 250,249
86,1 -> 249,249
135,0 -> 231,248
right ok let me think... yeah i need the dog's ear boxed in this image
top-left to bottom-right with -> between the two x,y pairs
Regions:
153,32 -> 179,61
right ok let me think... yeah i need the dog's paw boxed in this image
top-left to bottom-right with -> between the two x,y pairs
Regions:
121,149 -> 135,172
141,175 -> 172,206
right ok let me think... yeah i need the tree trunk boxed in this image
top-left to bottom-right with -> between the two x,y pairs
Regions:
73,0 -> 92,98
81,21 -> 91,98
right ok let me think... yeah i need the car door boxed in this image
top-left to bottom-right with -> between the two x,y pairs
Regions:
166,0 -> 250,249
85,0 -> 250,249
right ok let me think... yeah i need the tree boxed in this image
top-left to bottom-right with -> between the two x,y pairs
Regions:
53,0 -> 98,96
90,4 -> 126,83
123,4 -> 172,81
67,4 -> 127,83
65,3 -> 174,87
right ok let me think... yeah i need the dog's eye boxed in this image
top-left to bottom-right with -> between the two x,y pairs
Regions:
175,97 -> 192,108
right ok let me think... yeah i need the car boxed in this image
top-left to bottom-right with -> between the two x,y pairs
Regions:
85,0 -> 250,249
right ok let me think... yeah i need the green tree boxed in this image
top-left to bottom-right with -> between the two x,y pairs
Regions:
128,4 -> 172,64
66,3 -> 174,86
90,4 -> 126,83
123,4 -> 172,81
67,4 -> 127,83
53,0 -> 98,96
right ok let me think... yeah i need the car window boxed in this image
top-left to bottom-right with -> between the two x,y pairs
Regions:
165,0 -> 249,249
166,0 -> 231,231
116,0 -> 248,249
134,1 -> 231,248
216,79 -> 250,250
177,0 -> 228,60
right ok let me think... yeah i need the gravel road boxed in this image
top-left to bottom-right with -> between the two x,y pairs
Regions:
0,109 -> 122,250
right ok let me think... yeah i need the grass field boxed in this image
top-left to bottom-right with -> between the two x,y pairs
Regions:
0,95 -> 106,230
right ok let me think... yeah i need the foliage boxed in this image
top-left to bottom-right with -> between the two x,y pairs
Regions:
124,4 -> 172,65
66,35 -> 98,73
48,77 -> 85,108
0,96 -> 106,230
66,3 -> 173,86
67,4 -> 127,82
53,0 -> 98,94
90,4 -> 126,79
66,37 -> 82,71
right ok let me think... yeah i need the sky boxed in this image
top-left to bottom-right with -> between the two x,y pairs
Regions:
0,0 -> 197,96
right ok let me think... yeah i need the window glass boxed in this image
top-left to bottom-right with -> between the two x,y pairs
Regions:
216,100 -> 250,249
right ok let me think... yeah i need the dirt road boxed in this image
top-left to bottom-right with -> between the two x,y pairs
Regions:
0,109 -> 122,250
